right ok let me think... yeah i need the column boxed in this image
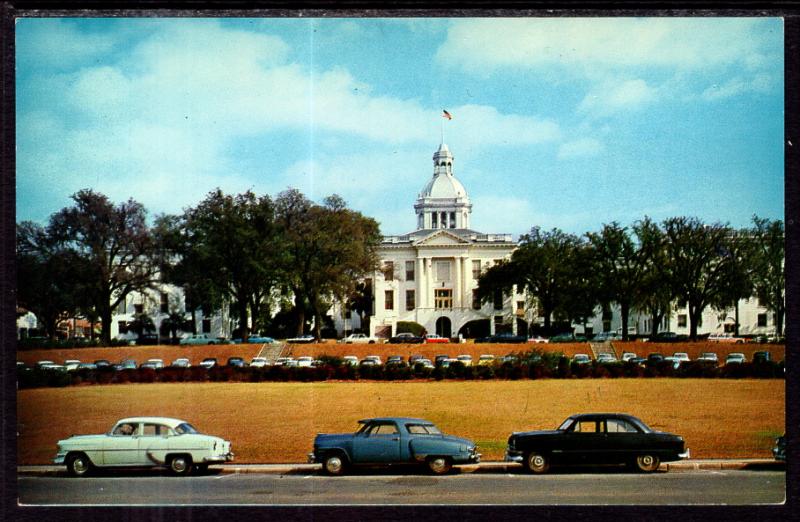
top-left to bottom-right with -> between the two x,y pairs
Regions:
511,284 -> 518,335
416,257 -> 423,310
462,256 -> 468,310
454,256 -> 461,310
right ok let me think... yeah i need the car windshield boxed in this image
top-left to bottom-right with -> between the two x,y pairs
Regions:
174,423 -> 199,435
557,418 -> 574,431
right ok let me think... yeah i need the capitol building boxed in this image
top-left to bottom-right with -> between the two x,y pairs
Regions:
333,142 -> 528,339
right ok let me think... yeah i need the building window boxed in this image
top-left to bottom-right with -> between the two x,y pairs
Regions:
516,301 -> 525,314
494,316 -> 503,327
436,261 -> 450,281
440,212 -> 446,228
118,321 -> 128,334
493,289 -> 503,310
345,308 -> 351,319
602,309 -> 612,321
117,298 -> 127,315
435,289 -> 453,309
134,303 -> 144,315
383,261 -> 394,281
431,212 -> 438,228
677,314 -> 687,327
449,212 -> 456,228
385,290 -> 394,310
472,289 -> 481,310
757,313 -> 768,327
472,260 -> 481,279
405,261 -> 415,281
160,293 -> 169,314
406,290 -> 415,311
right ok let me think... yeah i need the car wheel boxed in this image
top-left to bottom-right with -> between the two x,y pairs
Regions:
168,455 -> 193,476
368,341 -> 375,344
635,454 -> 660,472
427,456 -> 453,475
524,452 -> 550,474
323,453 -> 347,476
66,453 -> 93,477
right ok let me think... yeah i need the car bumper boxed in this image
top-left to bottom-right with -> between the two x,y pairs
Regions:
308,452 -> 317,464
504,449 -> 525,463
678,449 -> 691,460
203,452 -> 235,464
53,452 -> 67,465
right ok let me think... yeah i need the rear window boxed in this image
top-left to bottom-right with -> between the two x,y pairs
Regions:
174,423 -> 198,434
406,424 -> 442,435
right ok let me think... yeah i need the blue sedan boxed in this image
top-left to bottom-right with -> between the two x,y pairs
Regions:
233,335 -> 275,344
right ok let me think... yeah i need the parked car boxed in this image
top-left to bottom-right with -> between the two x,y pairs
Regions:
414,358 -> 435,369
477,354 -> 496,366
308,417 -> 480,475
234,335 -> 275,344
386,356 -> 406,366
339,333 -> 380,344
527,335 -> 549,343
359,359 -> 380,367
476,332 -> 528,343
342,355 -> 359,367
170,358 -> 191,368
596,353 -> 618,364
646,353 -> 665,366
64,360 -> 81,372
672,352 -> 690,363
549,333 -> 588,343
274,357 -> 294,366
179,333 -> 221,345
199,358 -> 218,369
621,352 -> 637,362
287,334 -> 316,344
725,353 -> 746,365
773,434 -> 785,461
388,332 -> 425,344
505,413 -> 689,474
137,333 -> 160,345
93,359 -> 111,368
572,354 -> 592,365
116,359 -> 137,370
434,355 -> 450,365
77,363 -> 97,370
753,351 -> 772,363
647,332 -> 688,343
226,357 -> 247,368
456,355 -> 473,366
424,334 -> 450,344
592,332 -> 621,342
364,355 -> 382,365
296,356 -> 314,367
663,356 -> 681,370
54,417 -> 233,476
708,333 -> 745,343
249,357 -> 269,368
697,352 -> 719,365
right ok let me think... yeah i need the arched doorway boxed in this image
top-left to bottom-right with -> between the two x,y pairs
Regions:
436,317 -> 452,338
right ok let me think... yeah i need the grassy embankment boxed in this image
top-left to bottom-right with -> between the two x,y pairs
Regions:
18,379 -> 784,465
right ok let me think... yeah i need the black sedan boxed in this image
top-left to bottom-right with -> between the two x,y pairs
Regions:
387,332 -> 425,344
475,332 -> 528,343
505,413 -> 689,474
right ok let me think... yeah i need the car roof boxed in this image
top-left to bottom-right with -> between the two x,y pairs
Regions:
115,417 -> 189,428
358,417 -> 434,425
567,413 -> 643,422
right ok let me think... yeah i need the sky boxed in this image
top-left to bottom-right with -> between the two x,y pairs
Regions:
16,17 -> 785,237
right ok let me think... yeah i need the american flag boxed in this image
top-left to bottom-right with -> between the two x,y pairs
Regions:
442,109 -> 452,120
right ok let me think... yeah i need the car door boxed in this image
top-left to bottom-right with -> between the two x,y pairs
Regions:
352,422 -> 402,463
103,421 -> 141,465
603,418 -> 645,464
560,419 -> 606,464
137,423 -> 173,465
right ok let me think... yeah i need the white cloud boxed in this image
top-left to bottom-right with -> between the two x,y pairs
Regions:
701,73 -> 776,101
558,138 -> 603,160
16,18 -> 119,70
437,18 -> 776,73
578,79 -> 657,117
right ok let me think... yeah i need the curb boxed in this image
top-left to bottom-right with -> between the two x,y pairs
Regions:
19,459 -> 784,476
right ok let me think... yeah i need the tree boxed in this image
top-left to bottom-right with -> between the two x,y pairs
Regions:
662,217 -> 743,340
749,216 -> 785,336
46,190 -> 157,343
16,222 -> 89,339
632,217 -> 674,338
586,222 -> 648,340
275,190 -> 381,339
480,227 -> 585,334
182,190 -> 285,340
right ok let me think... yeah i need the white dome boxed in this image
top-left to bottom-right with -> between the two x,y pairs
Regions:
420,173 -> 468,199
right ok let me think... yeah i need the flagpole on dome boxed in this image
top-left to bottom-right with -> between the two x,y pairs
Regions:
441,109 -> 452,145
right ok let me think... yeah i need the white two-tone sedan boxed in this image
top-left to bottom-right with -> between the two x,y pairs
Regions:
54,417 -> 233,476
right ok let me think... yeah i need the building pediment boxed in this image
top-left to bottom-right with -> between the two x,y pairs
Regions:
413,230 -> 471,247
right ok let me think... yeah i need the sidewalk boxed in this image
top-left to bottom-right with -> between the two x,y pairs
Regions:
18,459 -> 784,476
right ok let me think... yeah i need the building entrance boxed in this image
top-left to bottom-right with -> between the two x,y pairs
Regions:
436,317 -> 452,338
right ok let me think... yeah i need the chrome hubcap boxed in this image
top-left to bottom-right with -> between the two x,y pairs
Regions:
530,455 -> 545,470
431,458 -> 447,472
73,458 -> 88,474
326,457 -> 342,474
172,458 -> 187,473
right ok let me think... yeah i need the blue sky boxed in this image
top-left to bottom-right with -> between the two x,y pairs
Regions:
16,17 -> 784,236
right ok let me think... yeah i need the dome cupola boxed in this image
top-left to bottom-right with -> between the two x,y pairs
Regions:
414,143 -> 472,230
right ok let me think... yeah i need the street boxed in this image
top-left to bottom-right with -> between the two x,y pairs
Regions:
17,468 -> 785,505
